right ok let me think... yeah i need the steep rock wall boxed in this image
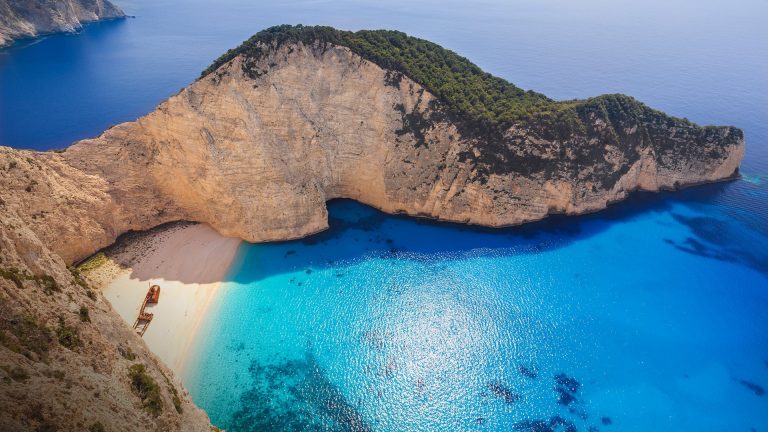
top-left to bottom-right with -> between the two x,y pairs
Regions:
0,0 -> 124,47
0,150 -> 212,431
55,41 -> 744,261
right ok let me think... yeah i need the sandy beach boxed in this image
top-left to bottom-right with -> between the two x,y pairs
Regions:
84,222 -> 241,375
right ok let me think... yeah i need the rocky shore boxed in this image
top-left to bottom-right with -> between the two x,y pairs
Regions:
0,0 -> 125,48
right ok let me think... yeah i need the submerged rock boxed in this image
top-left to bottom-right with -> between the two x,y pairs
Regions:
231,353 -> 371,432
738,379 -> 766,396
519,365 -> 539,379
488,381 -> 520,404
554,373 -> 582,406
514,415 -> 577,432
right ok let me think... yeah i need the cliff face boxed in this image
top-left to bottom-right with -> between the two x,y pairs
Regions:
51,40 -> 742,262
0,149 -> 213,431
0,29 -> 744,430
0,0 -> 124,47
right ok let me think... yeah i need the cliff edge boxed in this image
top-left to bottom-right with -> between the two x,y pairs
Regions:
0,0 -> 125,47
54,26 -> 744,262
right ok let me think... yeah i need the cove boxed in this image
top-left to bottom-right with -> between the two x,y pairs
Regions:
1,0 -> 766,430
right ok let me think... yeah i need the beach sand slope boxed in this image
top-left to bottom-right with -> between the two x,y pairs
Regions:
87,222 -> 241,375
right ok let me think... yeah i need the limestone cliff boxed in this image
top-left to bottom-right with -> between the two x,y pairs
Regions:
0,151 -> 213,431
52,29 -> 742,263
0,0 -> 124,47
0,26 -> 745,430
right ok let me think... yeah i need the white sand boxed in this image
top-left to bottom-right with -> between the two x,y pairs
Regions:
96,223 -> 241,375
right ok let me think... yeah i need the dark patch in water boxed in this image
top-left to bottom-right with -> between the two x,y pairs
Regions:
519,365 -> 538,379
682,237 -> 709,254
601,416 -> 612,425
569,406 -> 588,420
554,373 -> 581,406
233,182 -> 767,285
669,213 -> 768,275
225,178 -> 768,284
671,213 -> 730,245
557,391 -> 576,407
738,379 -> 766,396
301,211 -> 388,246
227,341 -> 246,352
228,352 -> 371,432
305,269 -> 313,274
555,374 -> 581,392
514,416 -> 577,432
487,381 -> 520,404
284,250 -> 296,257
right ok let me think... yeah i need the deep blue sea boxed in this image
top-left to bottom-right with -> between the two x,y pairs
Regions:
2,0 -> 767,430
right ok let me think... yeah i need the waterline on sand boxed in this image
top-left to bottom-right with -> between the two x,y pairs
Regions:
87,223 -> 240,376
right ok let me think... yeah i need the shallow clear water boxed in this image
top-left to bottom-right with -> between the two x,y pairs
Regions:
1,0 -> 767,430
186,194 -> 768,431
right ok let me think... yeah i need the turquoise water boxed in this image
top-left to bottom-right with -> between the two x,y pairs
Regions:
186,194 -> 768,431
2,0 -> 767,430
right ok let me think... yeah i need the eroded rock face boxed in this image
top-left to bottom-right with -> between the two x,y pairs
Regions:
0,0 -> 124,47
55,41 -> 744,261
0,150 -> 212,431
0,41 -> 745,263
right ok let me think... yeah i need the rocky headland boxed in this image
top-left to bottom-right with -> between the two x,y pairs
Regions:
0,0 -> 124,48
0,25 -> 744,430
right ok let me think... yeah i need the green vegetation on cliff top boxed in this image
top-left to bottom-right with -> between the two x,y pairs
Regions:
201,25 -> 697,130
202,25 -> 564,125
200,25 -> 742,187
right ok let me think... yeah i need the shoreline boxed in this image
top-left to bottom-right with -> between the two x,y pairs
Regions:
84,222 -> 241,376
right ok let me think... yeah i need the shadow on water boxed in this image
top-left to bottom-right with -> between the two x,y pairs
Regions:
664,214 -> 768,274
0,18 -> 125,55
228,179 -> 768,283
228,351 -> 370,432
